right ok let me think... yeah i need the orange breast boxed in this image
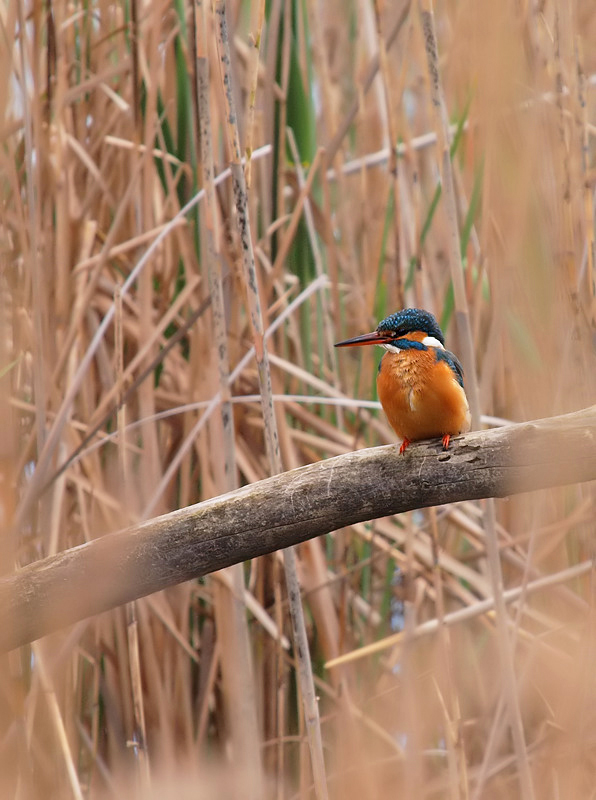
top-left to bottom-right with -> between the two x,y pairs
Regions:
376,348 -> 471,443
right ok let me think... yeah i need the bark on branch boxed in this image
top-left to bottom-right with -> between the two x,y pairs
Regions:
2,406 -> 596,652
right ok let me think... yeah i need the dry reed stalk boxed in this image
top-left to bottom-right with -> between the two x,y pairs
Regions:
417,3 -> 480,422
213,2 -> 329,796
244,0 -> 266,189
15,0 -> 46,460
115,285 -> 151,790
32,643 -> 85,800
419,3 -> 532,798
428,508 -> 469,800
372,0 -> 406,309
193,1 -> 264,794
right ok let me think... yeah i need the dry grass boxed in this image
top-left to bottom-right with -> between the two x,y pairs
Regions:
1,0 -> 596,797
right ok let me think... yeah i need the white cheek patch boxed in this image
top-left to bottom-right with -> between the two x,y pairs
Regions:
381,342 -> 401,353
421,336 -> 444,349
381,337 -> 444,353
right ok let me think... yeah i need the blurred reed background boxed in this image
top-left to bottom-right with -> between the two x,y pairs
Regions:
1,0 -> 595,797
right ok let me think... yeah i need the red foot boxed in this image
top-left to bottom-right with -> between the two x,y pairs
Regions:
399,438 -> 411,454
442,434 -> 451,450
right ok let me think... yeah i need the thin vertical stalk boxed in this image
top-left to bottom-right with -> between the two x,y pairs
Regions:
401,522 -> 423,795
429,508 -> 468,800
372,0 -> 404,308
417,1 -> 480,429
125,606 -> 151,790
116,284 -> 151,792
16,0 -> 46,456
275,0 -> 292,256
244,0 -> 266,189
213,2 -> 278,468
136,0 -> 162,513
213,3 -> 329,797
125,0 -> 154,784
471,501 -> 542,800
481,500 -> 535,800
114,285 -> 127,487
32,644 -> 84,800
274,561 -> 287,795
553,8 -> 576,294
417,6 -> 534,797
574,36 -> 596,322
194,1 -> 264,795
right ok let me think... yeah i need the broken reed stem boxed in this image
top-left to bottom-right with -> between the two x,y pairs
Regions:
417,4 -> 534,797
194,1 -> 264,796
213,3 -> 329,797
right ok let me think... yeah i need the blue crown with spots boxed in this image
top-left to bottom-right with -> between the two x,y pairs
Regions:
377,308 -> 445,345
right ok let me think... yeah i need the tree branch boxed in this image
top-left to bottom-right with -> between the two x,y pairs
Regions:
2,406 -> 596,652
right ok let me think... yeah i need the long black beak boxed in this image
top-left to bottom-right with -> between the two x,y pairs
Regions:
335,330 -> 390,347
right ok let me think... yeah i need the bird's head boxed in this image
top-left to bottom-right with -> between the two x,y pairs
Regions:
335,308 -> 445,350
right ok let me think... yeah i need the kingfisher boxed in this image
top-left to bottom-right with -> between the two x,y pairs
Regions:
335,308 -> 471,453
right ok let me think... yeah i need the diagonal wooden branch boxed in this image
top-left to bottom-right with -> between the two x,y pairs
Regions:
2,405 -> 596,653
